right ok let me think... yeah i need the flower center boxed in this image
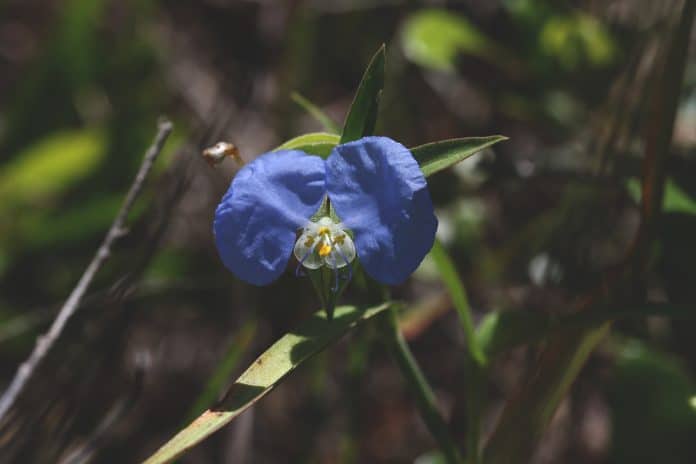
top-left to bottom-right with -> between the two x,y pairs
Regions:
293,217 -> 356,270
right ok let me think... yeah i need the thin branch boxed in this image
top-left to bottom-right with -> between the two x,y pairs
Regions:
0,119 -> 173,422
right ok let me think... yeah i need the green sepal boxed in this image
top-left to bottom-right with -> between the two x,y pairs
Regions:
273,132 -> 340,159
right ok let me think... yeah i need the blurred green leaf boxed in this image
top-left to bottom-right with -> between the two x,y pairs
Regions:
56,0 -> 108,86
186,321 -> 257,422
274,132 -> 340,158
483,324 -> 610,464
412,135 -> 507,177
291,92 -> 340,134
477,303 -> 694,358
340,45 -> 385,144
143,302 -> 392,464
401,9 -> 493,72
608,340 -> 696,464
540,13 -> 616,70
20,195 -> 121,249
627,179 -> 696,215
0,129 -> 106,208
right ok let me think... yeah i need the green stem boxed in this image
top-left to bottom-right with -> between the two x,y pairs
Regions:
430,240 -> 486,366
464,361 -> 484,464
430,240 -> 486,462
380,307 -> 463,464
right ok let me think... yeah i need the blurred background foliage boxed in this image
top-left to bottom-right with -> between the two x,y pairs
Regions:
0,0 -> 694,463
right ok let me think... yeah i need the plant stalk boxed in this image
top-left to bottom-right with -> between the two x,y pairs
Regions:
380,307 -> 463,464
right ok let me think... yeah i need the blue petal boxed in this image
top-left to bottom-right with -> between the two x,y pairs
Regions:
214,150 -> 326,285
326,136 -> 438,285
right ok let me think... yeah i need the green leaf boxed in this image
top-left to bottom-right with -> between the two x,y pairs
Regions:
0,129 -> 106,209
401,9 -> 493,73
539,13 -> 616,70
429,240 -> 486,365
19,195 -> 121,249
412,135 -> 507,177
291,92 -> 340,134
607,340 -> 696,463
379,307 -> 464,464
483,325 -> 609,464
340,45 -> 385,144
273,132 -> 340,158
185,321 -> 257,422
477,303 -> 694,358
627,178 -> 696,215
143,302 -> 392,464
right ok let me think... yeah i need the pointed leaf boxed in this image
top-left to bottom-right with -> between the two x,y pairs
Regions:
477,303 -> 694,358
143,302 -> 391,464
482,325 -> 609,464
412,135 -> 507,177
429,240 -> 486,365
273,132 -> 340,158
340,45 -> 386,144
291,92 -> 340,134
185,321 -> 257,422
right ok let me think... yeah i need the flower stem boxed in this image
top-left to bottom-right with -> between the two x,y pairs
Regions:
429,240 -> 487,462
379,306 -> 463,464
464,361 -> 484,464
429,239 -> 486,366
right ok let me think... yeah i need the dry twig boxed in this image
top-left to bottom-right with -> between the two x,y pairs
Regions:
0,119 -> 173,422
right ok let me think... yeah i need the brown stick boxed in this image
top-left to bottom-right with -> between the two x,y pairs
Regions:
0,119 -> 173,422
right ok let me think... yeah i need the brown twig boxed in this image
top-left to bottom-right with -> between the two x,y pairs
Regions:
0,119 -> 173,422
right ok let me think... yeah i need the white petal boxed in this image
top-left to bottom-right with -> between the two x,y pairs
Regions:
324,233 -> 356,269
293,233 -> 322,269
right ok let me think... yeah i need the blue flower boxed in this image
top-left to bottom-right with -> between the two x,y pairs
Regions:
214,136 -> 438,286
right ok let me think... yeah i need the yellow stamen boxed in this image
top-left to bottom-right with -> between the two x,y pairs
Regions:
318,226 -> 332,235
318,243 -> 332,257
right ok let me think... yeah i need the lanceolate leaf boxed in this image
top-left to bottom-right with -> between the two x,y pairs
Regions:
291,92 -> 340,134
477,303 -> 694,358
412,135 -> 507,177
274,132 -> 340,158
340,45 -> 386,144
143,302 -> 391,464
429,240 -> 486,366
483,325 -> 610,464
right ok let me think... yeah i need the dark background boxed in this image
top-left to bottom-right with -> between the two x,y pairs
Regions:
0,0 -> 695,463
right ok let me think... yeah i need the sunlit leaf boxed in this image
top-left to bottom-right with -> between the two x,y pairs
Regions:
540,13 -> 616,70
340,45 -> 385,144
401,9 -> 493,72
412,135 -> 507,177
274,132 -> 340,158
0,129 -> 106,208
143,302 -> 391,464
627,179 -> 696,215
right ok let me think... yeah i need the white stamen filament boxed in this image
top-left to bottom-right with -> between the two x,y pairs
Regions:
293,217 -> 356,270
